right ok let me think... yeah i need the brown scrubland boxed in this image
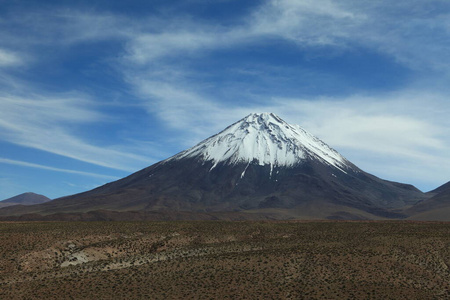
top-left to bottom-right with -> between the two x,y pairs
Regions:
0,221 -> 449,299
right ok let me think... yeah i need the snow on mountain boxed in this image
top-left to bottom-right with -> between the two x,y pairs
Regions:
170,113 -> 352,173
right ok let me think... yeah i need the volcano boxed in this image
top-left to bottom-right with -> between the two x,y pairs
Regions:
0,113 -> 427,220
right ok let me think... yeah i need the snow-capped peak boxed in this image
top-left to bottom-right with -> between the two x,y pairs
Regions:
170,113 -> 351,172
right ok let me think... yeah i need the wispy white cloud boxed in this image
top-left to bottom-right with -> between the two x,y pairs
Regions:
0,48 -> 23,67
128,77 -> 257,147
2,2 -> 448,78
123,0 -> 358,65
248,0 -> 359,44
0,93 -> 151,171
0,10 -> 131,47
270,94 -> 448,155
0,158 -> 119,180
126,31 -> 218,64
0,10 -> 163,173
121,0 -> 450,74
246,0 -> 450,73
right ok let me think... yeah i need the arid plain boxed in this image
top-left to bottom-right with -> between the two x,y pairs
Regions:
1,221 -> 449,299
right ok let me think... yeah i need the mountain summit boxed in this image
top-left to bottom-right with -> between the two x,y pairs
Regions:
0,113 -> 427,220
171,113 -> 352,174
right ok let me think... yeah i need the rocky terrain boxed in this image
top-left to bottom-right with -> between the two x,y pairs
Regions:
1,221 -> 449,299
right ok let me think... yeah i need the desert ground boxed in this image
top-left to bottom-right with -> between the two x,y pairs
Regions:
1,221 -> 449,299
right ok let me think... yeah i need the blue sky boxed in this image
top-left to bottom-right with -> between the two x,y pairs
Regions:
1,0 -> 450,200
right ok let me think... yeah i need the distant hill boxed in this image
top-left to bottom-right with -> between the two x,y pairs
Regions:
408,181 -> 450,221
0,193 -> 51,208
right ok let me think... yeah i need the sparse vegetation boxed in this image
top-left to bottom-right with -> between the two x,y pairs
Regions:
0,221 -> 449,299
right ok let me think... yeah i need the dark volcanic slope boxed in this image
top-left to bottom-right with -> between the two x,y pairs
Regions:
0,113 -> 427,220
0,193 -> 51,209
0,157 -> 425,219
